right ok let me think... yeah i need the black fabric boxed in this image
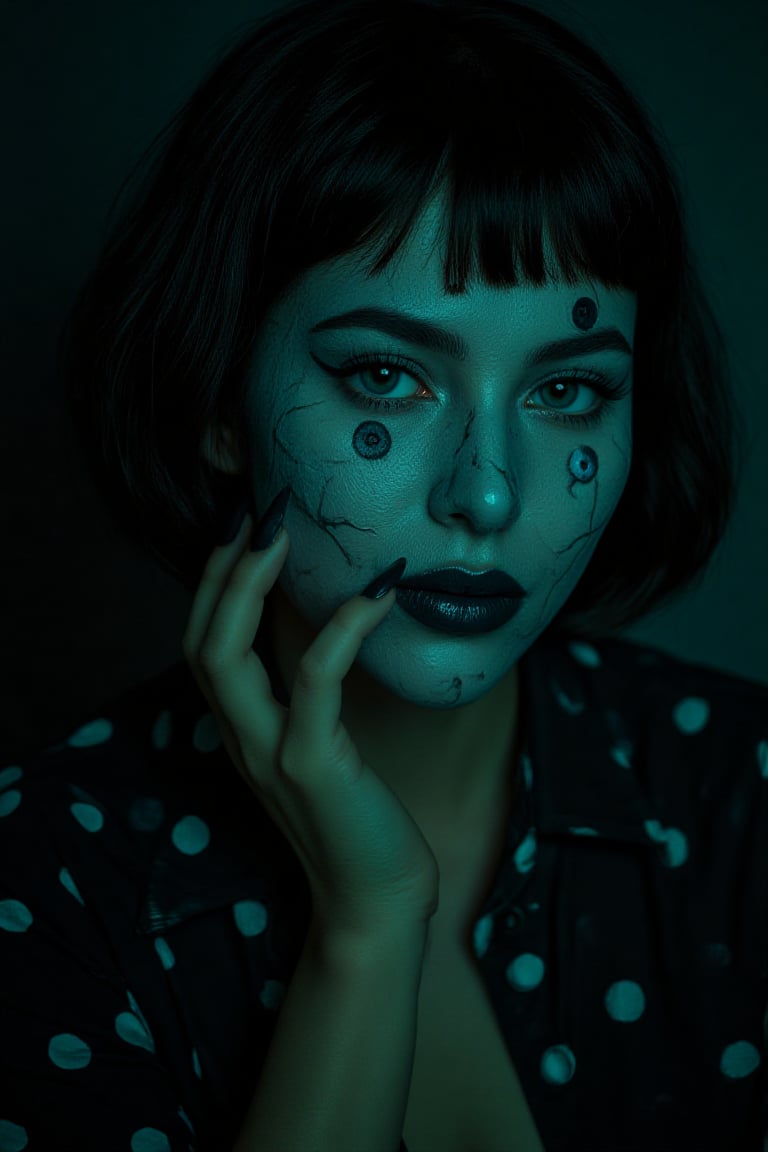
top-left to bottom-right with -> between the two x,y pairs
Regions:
1,628 -> 767,1151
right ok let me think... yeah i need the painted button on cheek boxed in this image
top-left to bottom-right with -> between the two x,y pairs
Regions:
353,420 -> 392,459
568,445 -> 598,483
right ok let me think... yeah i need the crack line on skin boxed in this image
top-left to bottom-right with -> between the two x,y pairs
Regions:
441,675 -> 463,705
521,503 -> 611,638
453,410 -> 476,459
554,506 -> 612,558
270,401 -> 348,483
314,476 -> 377,567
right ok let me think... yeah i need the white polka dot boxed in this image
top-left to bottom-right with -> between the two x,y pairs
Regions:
0,766 -> 22,791
610,740 -> 634,770
130,1128 -> 171,1152
116,1011 -> 155,1053
758,740 -> 768,779
521,752 -> 533,791
128,796 -> 165,833
48,1033 -> 91,1070
672,696 -> 710,735
605,979 -> 646,1022
644,820 -> 689,867
126,988 -> 149,1019
59,868 -> 84,905
473,914 -> 493,959
151,709 -> 174,751
260,979 -> 286,1011
192,712 -> 223,754
67,718 -> 114,748
513,828 -> 537,874
117,990 -> 154,1055
568,826 -> 599,837
540,1044 -> 576,1085
0,900 -> 32,933
662,830 -> 688,868
154,936 -> 176,971
506,953 -> 545,991
178,1107 -> 195,1135
553,686 -> 584,716
171,815 -> 210,855
0,1118 -> 28,1151
233,899 -> 268,937
720,1040 -> 761,1079
70,802 -> 104,833
568,641 -> 602,669
0,791 -> 21,818
192,1047 -> 202,1079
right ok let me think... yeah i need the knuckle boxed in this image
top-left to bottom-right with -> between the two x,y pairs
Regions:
196,638 -> 229,676
294,649 -> 328,688
277,737 -> 303,779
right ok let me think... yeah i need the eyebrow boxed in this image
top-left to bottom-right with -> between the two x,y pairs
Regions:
309,306 -> 633,367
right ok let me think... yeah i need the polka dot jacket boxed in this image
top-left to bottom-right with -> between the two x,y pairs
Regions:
0,628 -> 767,1152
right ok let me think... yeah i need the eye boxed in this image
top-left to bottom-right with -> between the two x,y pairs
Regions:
526,370 -> 625,426
311,349 -> 429,412
311,349 -> 631,425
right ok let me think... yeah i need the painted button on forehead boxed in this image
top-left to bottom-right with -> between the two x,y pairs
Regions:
572,296 -> 598,331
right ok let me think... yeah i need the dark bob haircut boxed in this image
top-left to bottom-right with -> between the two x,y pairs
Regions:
58,0 -> 749,640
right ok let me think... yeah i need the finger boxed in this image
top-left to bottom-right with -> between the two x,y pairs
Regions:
182,511 -> 262,778
281,587 -> 397,775
182,511 -> 254,664
197,525 -> 291,759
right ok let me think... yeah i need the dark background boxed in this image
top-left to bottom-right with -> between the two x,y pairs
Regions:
2,0 -> 766,763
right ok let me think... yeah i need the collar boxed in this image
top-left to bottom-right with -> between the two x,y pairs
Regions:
135,628 -> 662,937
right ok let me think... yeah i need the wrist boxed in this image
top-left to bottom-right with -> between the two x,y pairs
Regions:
307,915 -> 430,971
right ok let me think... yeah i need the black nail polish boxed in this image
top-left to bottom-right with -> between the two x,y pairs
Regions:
251,485 -> 292,552
361,557 -> 407,600
216,491 -> 250,546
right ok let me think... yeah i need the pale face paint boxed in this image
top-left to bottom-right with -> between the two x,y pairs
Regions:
208,190 -> 635,710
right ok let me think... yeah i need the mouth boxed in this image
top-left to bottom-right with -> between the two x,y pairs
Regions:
397,566 -> 526,599
394,585 -> 524,635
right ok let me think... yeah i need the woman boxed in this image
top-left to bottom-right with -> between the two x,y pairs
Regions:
1,0 -> 765,1148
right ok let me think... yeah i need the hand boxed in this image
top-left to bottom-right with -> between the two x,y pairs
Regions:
182,506 -> 440,941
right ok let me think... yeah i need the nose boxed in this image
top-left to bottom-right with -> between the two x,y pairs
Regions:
427,407 -> 523,535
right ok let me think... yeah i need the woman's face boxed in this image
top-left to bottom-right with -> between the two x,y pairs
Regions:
211,194 -> 636,711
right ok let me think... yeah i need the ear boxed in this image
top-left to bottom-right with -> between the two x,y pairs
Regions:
201,421 -> 243,476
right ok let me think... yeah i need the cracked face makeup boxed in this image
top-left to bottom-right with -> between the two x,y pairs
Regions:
211,189 -> 635,711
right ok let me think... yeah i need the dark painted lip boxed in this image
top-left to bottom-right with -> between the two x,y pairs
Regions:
394,586 -> 524,635
398,566 -> 525,598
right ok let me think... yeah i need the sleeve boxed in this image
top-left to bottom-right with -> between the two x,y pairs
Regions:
0,765 -> 198,1152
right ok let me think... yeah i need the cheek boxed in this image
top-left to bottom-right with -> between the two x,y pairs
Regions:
526,435 -> 631,550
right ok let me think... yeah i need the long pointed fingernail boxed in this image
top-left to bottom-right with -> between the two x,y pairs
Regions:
361,558 -> 407,600
251,485 -> 292,552
216,490 -> 251,546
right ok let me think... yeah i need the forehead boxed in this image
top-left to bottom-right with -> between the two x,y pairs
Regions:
279,188 -> 637,343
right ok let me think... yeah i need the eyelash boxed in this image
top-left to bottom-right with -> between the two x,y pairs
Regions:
323,350 -> 630,429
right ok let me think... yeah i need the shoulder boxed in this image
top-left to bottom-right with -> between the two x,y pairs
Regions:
0,658 -> 217,880
559,631 -> 767,765
538,629 -> 768,883
588,633 -> 768,918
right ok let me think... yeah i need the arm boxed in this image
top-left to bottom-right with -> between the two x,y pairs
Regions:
232,918 -> 428,1152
